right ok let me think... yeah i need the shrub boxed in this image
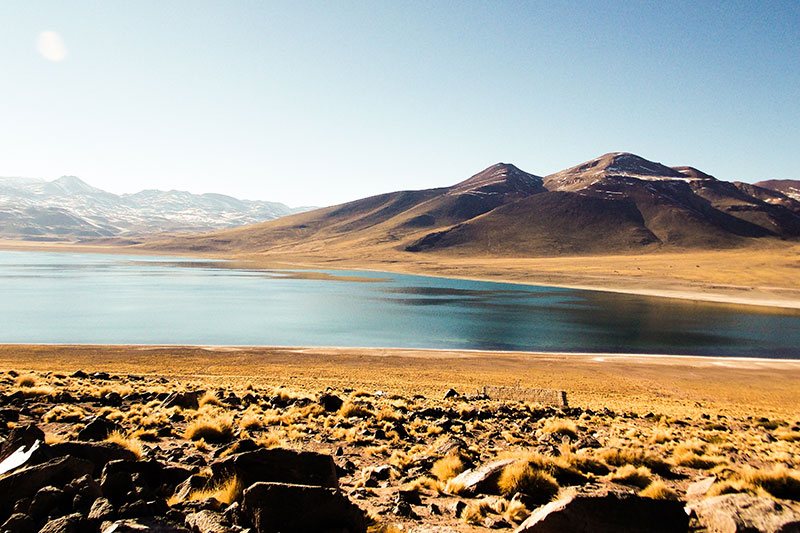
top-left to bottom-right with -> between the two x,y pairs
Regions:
609,465 -> 652,489
431,454 -> 465,481
640,480 -> 679,500
184,414 -> 235,443
498,461 -> 559,503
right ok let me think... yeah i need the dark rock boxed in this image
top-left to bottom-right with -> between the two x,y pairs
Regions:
118,499 -> 158,518
70,370 -> 87,379
449,500 -> 466,518
687,493 -> 800,533
362,464 -> 392,486
66,474 -> 102,501
101,392 -> 123,407
162,391 -> 203,410
29,486 -> 69,522
213,439 -> 258,459
392,501 -> 417,519
88,497 -> 116,522
13,497 -> 32,514
98,518 -> 191,532
76,417 -> 121,441
37,513 -> 86,533
171,474 -> 210,503
90,372 -> 110,381
102,460 -> 192,500
443,388 -> 460,399
0,512 -> 36,533
184,510 -> 239,533
434,437 -> 468,456
396,489 -> 422,506
0,407 -> 20,422
0,424 -> 44,463
49,442 -> 136,476
100,468 -> 133,504
319,393 -> 343,413
513,490 -> 689,533
210,448 -> 338,490
450,459 -> 515,496
0,456 -> 93,522
240,482 -> 366,533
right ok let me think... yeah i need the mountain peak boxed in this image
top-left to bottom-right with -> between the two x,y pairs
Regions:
46,175 -> 102,195
450,163 -> 544,196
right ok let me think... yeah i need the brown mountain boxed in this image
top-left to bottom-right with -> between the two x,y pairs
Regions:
754,179 -> 800,202
145,153 -> 800,257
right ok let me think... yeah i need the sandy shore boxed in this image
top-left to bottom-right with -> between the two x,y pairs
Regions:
3,345 -> 799,418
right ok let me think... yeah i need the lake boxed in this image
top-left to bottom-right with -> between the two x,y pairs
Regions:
0,251 -> 798,358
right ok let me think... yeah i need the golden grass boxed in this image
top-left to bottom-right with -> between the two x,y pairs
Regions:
640,480 -> 679,500
198,390 -> 222,407
339,401 -> 372,419
42,405 -> 85,422
431,454 -> 465,481
240,413 -> 262,431
15,374 -> 37,388
168,476 -> 243,506
541,418 -> 578,439
497,461 -> 559,502
184,414 -> 235,443
609,465 -> 652,489
599,448 -> 671,475
255,429 -> 286,449
105,430 -> 144,459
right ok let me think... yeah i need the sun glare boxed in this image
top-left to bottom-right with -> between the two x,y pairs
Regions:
36,30 -> 68,62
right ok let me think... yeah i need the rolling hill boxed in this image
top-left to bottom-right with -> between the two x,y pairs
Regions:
144,153 -> 800,257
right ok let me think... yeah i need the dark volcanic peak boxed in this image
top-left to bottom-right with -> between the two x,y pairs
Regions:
449,163 -> 544,196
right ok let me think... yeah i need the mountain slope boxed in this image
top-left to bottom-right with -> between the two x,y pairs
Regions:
754,179 -> 800,202
145,153 -> 800,257
0,176 -> 308,240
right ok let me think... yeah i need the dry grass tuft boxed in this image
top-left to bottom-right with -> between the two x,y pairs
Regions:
541,418 -> 578,439
184,414 -> 236,443
105,430 -> 144,459
339,401 -> 372,419
640,480 -> 679,500
599,447 -> 671,475
240,413 -> 263,431
15,374 -> 38,388
498,461 -> 559,502
180,476 -> 243,506
431,454 -> 465,481
198,390 -> 222,407
609,465 -> 652,489
740,465 -> 800,501
255,429 -> 287,449
42,405 -> 85,423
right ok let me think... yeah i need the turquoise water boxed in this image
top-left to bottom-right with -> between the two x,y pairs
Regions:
0,251 -> 798,358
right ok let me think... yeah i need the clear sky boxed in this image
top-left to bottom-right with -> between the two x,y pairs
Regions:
1,1 -> 798,207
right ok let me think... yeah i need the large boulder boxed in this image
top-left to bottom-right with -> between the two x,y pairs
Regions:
49,442 -> 138,475
0,424 -> 44,463
101,459 -> 193,500
239,482 -> 366,533
99,518 -> 191,532
514,490 -> 689,533
688,493 -> 800,533
210,448 -> 338,489
161,391 -> 204,410
0,456 -> 93,522
449,459 -> 515,495
77,417 -> 122,441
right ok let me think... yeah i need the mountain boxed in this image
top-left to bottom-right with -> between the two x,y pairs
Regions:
145,153 -> 800,257
0,176 -> 309,241
754,179 -> 800,202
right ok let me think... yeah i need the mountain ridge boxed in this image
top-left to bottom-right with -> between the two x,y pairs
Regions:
0,175 -> 310,241
142,152 -> 800,257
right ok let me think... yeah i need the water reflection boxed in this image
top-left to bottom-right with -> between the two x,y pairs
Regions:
0,251 -> 798,358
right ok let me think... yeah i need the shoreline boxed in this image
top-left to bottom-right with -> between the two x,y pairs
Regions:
2,239 -> 800,311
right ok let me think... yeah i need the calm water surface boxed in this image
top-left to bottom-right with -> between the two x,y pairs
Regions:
0,251 -> 798,358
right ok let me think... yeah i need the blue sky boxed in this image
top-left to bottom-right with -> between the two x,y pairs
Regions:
1,1 -> 798,206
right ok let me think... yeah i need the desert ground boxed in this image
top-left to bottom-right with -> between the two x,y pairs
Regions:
1,345 -> 799,532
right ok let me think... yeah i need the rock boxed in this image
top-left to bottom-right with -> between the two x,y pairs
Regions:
686,476 -> 717,499
0,439 -> 48,477
184,510 -> 239,533
361,464 -> 392,487
0,456 -> 94,523
29,486 -> 69,522
161,391 -> 203,410
171,474 -> 211,503
319,393 -> 343,412
77,417 -> 122,441
0,424 -> 44,463
449,500 -> 466,518
100,517 -> 191,532
450,459 -> 516,495
513,490 -> 689,533
0,513 -> 36,533
210,448 -> 338,489
443,389 -> 460,399
101,460 -> 192,500
0,407 -> 20,422
396,489 -> 422,506
688,493 -> 800,533
101,392 -> 123,407
49,442 -> 137,475
89,497 -> 117,522
38,513 -> 87,533
433,437 -> 468,456
66,474 -> 103,502
240,482 -> 366,533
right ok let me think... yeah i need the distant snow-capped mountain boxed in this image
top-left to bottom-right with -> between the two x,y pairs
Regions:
0,175 -> 309,240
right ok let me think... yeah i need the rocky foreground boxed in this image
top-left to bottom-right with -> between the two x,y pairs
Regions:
1,370 -> 799,532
